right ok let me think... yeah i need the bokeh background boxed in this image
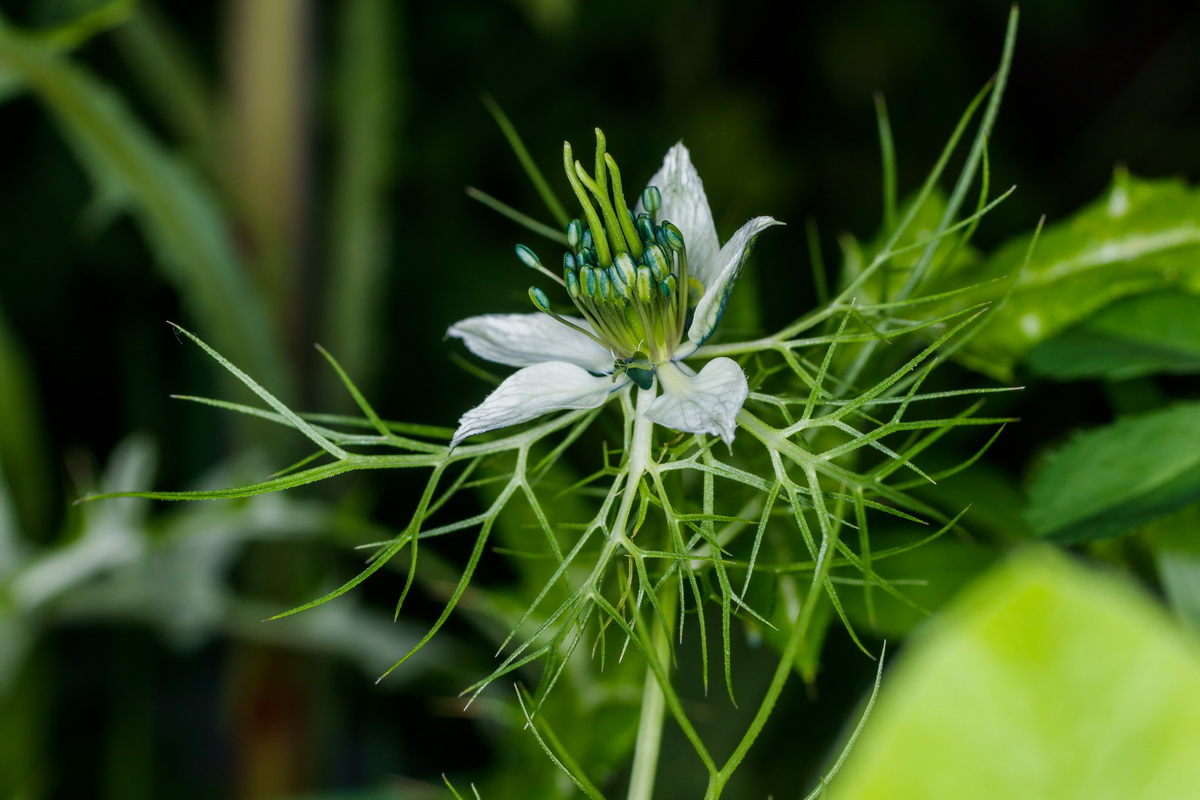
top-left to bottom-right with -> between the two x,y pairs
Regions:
2,0 -> 1199,797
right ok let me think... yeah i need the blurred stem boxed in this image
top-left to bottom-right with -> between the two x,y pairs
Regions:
114,5 -> 219,178
323,0 -> 401,403
226,0 -> 313,389
626,585 -> 676,800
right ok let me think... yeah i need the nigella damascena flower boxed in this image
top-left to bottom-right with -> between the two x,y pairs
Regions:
449,130 -> 782,447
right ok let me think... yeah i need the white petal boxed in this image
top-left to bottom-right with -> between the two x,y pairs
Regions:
644,359 -> 748,446
452,361 -> 618,447
687,216 -> 783,346
638,143 -> 721,285
448,313 -> 613,373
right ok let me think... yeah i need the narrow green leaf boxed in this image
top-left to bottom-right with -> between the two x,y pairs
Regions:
829,548 -> 1200,800
1026,402 -> 1200,543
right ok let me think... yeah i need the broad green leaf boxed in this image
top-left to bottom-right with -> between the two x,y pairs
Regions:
829,548 -> 1200,800
961,171 -> 1200,378
1025,402 -> 1200,543
0,18 -> 289,393
1026,291 -> 1200,380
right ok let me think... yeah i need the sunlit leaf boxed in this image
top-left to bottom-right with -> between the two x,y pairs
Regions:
955,171 -> 1200,378
829,548 -> 1200,800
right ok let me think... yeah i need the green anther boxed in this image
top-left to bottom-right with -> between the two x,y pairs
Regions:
563,141 -> 611,267
515,244 -> 541,269
642,186 -> 661,217
529,286 -> 551,311
613,252 -> 637,286
603,152 -> 644,259
635,266 -> 654,304
661,221 -> 685,252
565,268 -> 580,300
660,273 -> 677,298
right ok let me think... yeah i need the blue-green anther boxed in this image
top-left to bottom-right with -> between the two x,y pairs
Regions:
529,286 -> 551,311
581,229 -> 594,251
565,268 -> 580,299
581,265 -> 597,299
610,267 -> 632,299
613,252 -> 637,286
566,219 -> 583,251
642,186 -> 661,217
596,268 -> 611,302
661,273 -> 677,298
515,244 -> 541,270
563,252 -> 577,272
662,222 -> 685,252
644,244 -> 670,278
635,213 -> 655,245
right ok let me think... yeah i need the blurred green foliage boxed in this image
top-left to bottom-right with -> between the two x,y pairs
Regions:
2,0 -> 1200,798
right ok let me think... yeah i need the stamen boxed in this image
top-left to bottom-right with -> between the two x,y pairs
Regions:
515,244 -> 565,287
527,286 -> 610,349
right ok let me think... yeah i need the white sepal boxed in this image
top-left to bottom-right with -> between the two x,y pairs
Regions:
451,361 -> 618,447
644,358 -> 748,446
448,313 -> 613,373
687,216 -> 782,346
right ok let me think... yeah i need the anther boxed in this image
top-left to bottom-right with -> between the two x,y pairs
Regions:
642,186 -> 661,217
515,244 -> 541,270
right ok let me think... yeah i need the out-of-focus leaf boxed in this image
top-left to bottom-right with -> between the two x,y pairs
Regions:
1026,291 -> 1200,380
1025,402 -> 1200,543
0,306 -> 52,539
0,18 -> 289,392
829,548 -> 1200,800
1146,504 -> 1200,632
958,171 -> 1200,379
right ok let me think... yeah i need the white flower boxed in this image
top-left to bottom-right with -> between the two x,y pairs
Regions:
449,133 -> 781,448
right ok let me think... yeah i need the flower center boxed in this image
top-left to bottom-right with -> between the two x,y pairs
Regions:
519,130 -> 703,390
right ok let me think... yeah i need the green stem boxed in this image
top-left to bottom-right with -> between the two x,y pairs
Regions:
626,583 -> 676,800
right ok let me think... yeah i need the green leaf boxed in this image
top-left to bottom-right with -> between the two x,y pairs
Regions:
1025,402 -> 1200,543
1026,291 -> 1200,380
829,548 -> 1200,800
961,171 -> 1200,378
